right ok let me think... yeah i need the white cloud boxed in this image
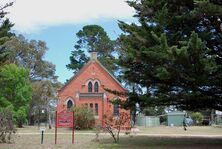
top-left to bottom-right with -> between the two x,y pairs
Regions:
5,0 -> 134,33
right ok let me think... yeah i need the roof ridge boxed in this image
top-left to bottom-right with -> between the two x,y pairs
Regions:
58,59 -> 127,92
95,60 -> 127,91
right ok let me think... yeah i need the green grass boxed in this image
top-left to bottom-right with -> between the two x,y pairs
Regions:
98,136 -> 222,149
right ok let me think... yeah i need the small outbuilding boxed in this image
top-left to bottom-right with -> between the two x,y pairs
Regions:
215,110 -> 222,125
135,115 -> 160,127
167,111 -> 186,126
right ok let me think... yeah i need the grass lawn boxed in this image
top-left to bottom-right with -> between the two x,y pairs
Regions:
137,125 -> 222,135
98,136 -> 222,149
0,126 -> 222,149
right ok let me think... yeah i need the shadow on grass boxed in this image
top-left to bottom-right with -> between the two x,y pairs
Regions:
97,136 -> 222,149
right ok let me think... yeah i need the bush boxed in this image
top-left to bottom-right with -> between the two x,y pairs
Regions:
14,106 -> 27,128
191,112 -> 203,125
103,111 -> 130,143
0,107 -> 16,143
72,105 -> 95,130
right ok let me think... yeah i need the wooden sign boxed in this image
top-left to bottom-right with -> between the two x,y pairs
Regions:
56,110 -> 73,128
55,110 -> 74,144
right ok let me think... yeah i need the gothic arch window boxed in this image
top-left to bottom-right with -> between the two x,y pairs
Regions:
65,97 -> 74,110
88,81 -> 93,92
94,82 -> 99,92
67,100 -> 73,109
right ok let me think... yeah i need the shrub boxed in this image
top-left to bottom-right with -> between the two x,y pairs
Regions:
103,111 -> 130,143
191,112 -> 203,125
14,106 -> 27,128
0,107 -> 16,143
72,105 -> 95,130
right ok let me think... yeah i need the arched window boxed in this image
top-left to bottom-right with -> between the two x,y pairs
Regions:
94,82 -> 99,92
67,100 -> 73,109
88,82 -> 92,92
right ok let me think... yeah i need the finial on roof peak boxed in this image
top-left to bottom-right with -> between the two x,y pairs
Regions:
90,51 -> 97,60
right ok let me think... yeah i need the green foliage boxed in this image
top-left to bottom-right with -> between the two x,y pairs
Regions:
72,105 -> 95,130
32,80 -> 55,106
1,34 -> 59,126
191,112 -> 204,125
142,106 -> 166,116
0,1 -> 59,128
14,106 -> 28,127
118,0 -> 222,111
0,107 -> 16,143
75,25 -> 113,52
0,64 -> 32,127
66,49 -> 88,73
3,35 -> 57,80
30,80 -> 60,126
67,25 -> 119,74
0,2 -> 14,65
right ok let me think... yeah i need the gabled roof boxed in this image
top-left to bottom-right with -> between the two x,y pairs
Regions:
58,59 -> 127,93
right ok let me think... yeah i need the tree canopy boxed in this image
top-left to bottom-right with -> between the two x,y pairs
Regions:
0,1 -> 60,127
118,0 -> 222,111
0,64 -> 32,127
0,2 -> 14,65
67,25 -> 119,75
2,35 -> 57,81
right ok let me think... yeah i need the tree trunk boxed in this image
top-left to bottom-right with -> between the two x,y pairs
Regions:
211,109 -> 215,125
17,121 -> 23,128
48,110 -> 52,129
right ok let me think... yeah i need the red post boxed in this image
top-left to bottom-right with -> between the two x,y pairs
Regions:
72,111 -> 74,144
55,111 -> 57,144
101,98 -> 103,127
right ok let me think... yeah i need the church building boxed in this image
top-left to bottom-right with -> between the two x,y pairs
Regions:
57,52 -> 130,127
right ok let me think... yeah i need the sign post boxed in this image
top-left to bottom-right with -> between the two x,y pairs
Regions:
55,110 -> 74,144
72,111 -> 74,144
55,111 -> 57,144
40,128 -> 46,144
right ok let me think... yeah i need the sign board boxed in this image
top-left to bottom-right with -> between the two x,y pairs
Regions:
56,110 -> 74,128
40,128 -> 46,132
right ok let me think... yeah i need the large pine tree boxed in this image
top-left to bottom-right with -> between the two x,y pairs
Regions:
118,0 -> 222,111
0,2 -> 14,65
67,25 -> 119,75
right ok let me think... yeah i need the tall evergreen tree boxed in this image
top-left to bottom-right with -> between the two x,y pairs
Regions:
0,2 -> 14,65
67,25 -> 119,75
118,0 -> 222,111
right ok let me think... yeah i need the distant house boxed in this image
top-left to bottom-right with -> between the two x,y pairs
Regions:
57,52 -> 130,127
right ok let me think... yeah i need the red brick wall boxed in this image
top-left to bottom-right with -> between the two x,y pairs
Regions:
57,60 -> 130,127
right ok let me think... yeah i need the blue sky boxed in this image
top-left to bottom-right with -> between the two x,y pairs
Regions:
22,20 -> 129,83
5,0 -> 135,83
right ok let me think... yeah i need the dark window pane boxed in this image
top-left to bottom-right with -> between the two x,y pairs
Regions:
88,82 -> 92,92
90,103 -> 93,109
95,103 -> 98,116
67,100 -> 73,109
113,103 -> 119,116
94,82 -> 99,92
